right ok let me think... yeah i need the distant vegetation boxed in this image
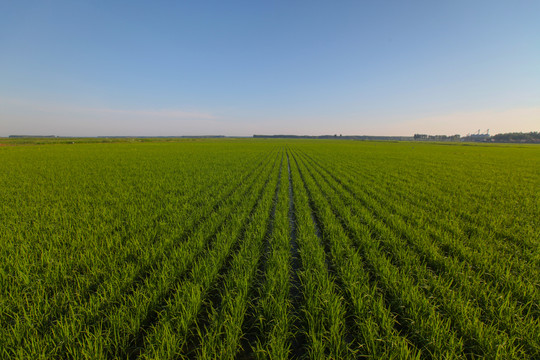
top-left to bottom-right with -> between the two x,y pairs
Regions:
256,132 -> 540,143
254,134 -> 415,140
492,131 -> 540,143
5,131 -> 539,144
1,136 -> 226,145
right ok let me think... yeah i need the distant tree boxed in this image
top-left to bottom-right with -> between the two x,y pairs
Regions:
493,131 -> 540,143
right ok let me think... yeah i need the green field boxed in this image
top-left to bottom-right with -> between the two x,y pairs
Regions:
1,139 -> 539,359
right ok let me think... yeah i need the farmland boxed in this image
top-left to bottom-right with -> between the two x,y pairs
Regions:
0,139 -> 539,359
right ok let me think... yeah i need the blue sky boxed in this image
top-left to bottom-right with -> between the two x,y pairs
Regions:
1,1 -> 539,136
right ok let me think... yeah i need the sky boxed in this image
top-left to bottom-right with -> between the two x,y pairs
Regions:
1,0 -> 539,137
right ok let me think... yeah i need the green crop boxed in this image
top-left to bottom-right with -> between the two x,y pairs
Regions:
0,139 -> 538,359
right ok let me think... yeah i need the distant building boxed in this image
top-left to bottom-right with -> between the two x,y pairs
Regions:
414,134 -> 460,141
462,129 -> 491,142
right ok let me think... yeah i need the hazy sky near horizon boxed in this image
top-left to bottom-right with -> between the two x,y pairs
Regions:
1,1 -> 539,137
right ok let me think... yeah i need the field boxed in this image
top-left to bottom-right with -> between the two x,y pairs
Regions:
0,139 -> 539,359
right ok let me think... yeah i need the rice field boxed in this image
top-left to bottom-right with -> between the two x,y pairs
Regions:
0,139 -> 538,359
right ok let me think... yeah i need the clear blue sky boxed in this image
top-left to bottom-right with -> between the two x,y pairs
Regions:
1,1 -> 539,136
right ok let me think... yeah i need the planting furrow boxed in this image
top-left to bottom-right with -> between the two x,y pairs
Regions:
298,150 -> 540,316
292,150 -> 466,358
311,150 -> 540,279
288,150 -> 421,358
196,149 -> 282,359
250,151 -> 294,359
237,153 -> 284,358
288,150 -> 353,359
286,151 -> 304,360
136,151 -> 281,359
1,148 -> 273,357
353,164 -> 540,282
301,149 -> 540,324
51,150 -> 279,358
299,146 -> 538,262
295,150 -> 533,358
